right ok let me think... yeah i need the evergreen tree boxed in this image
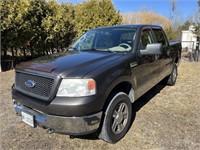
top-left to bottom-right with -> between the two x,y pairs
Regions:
74,0 -> 122,37
0,0 -> 122,71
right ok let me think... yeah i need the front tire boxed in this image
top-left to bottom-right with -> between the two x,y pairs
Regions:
99,92 -> 132,143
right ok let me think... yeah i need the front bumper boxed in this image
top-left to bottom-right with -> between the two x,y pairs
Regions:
12,88 -> 104,117
13,100 -> 102,135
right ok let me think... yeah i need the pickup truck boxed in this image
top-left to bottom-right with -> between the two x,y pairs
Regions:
12,25 -> 181,143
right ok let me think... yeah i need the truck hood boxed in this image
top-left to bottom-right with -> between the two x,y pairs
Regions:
16,51 -> 122,78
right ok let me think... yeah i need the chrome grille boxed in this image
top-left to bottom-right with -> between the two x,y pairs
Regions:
15,72 -> 54,100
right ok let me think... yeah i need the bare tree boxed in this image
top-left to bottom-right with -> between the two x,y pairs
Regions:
198,0 -> 200,18
195,0 -> 200,37
192,0 -> 200,37
123,9 -> 171,29
170,0 -> 176,20
169,0 -> 181,33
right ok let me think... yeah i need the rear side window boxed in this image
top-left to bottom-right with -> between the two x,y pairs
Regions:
153,29 -> 167,46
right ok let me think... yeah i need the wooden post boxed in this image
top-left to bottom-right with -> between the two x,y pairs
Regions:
0,63 -> 1,72
0,40 -> 1,72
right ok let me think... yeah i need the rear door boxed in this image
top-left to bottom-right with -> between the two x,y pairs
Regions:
152,28 -> 172,78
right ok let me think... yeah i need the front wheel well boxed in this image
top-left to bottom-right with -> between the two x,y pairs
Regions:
98,82 -> 134,141
103,81 -> 133,112
97,81 -> 133,136
110,81 -> 132,96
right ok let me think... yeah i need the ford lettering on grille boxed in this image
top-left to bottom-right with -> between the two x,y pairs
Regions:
25,80 -> 36,88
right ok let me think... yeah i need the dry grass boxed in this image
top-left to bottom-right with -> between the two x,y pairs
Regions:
0,60 -> 200,150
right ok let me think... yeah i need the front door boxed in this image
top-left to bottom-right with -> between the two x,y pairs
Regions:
132,28 -> 159,99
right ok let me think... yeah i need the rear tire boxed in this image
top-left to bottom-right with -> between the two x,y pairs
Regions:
167,64 -> 178,86
99,92 -> 132,144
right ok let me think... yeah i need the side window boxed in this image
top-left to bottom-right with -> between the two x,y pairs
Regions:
140,29 -> 153,50
153,29 -> 167,46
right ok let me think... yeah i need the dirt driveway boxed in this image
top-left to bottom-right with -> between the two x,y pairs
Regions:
0,61 -> 200,150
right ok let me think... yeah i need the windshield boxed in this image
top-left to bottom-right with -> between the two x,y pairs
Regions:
69,28 -> 136,53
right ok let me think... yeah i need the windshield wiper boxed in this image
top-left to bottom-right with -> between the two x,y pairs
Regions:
68,47 -> 115,53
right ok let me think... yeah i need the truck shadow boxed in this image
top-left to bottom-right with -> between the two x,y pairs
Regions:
72,80 -> 166,141
133,81 -> 166,112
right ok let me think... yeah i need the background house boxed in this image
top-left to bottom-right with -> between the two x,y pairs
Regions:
181,25 -> 198,51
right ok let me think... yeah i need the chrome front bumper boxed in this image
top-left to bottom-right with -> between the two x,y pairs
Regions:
13,100 -> 102,135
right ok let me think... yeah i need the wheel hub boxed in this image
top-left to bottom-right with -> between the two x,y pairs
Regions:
112,103 -> 128,134
172,68 -> 177,81
115,112 -> 123,123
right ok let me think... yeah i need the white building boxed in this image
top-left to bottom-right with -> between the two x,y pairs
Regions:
181,25 -> 197,51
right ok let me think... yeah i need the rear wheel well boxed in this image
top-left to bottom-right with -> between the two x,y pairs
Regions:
174,57 -> 179,64
174,57 -> 180,66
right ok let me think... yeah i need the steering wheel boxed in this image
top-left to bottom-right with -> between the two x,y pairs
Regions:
118,43 -> 131,49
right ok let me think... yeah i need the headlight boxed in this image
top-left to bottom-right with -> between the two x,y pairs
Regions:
56,79 -> 96,97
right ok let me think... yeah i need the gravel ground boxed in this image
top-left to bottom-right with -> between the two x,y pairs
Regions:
0,60 -> 200,150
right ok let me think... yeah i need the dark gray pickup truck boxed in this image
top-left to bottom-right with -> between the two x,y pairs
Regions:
12,25 -> 181,143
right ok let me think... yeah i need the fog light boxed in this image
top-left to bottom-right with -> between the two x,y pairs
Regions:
13,99 -> 16,107
13,99 -> 20,107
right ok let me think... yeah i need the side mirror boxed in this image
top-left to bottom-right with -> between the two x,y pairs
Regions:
140,43 -> 162,55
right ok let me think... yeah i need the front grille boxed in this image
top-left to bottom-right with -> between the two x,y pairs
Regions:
15,72 -> 54,100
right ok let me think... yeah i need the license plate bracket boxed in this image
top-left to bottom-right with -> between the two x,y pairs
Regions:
21,112 -> 35,127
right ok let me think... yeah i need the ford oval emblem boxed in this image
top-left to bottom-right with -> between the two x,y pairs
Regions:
25,80 -> 36,88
